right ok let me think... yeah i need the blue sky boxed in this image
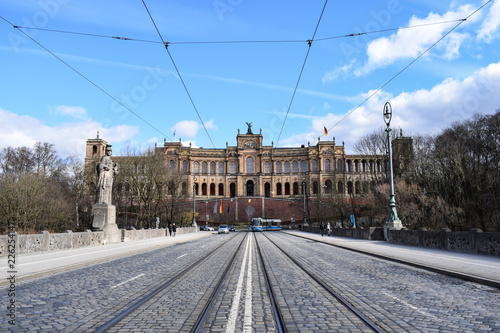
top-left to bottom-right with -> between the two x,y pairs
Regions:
1,0 -> 499,158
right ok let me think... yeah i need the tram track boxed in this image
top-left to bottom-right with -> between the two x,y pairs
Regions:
283,231 -> 500,289
92,232 -> 246,333
255,231 -> 385,333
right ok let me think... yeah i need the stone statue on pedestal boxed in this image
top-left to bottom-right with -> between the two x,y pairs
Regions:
91,144 -> 121,243
96,145 -> 118,205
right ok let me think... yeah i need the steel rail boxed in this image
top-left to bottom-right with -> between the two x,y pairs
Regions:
253,233 -> 287,333
93,232 -> 244,333
262,232 -> 385,333
191,232 -> 248,333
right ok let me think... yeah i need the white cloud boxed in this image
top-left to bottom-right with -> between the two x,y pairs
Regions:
50,105 -> 88,119
355,4 -> 478,76
171,119 -> 217,141
322,59 -> 357,83
0,107 -> 139,157
477,0 -> 500,42
281,61 -> 500,151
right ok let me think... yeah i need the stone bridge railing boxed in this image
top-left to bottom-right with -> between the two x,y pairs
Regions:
303,226 -> 500,256
0,227 -> 198,257
387,228 -> 500,257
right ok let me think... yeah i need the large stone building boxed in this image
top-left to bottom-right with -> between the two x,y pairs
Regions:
85,125 -> 412,223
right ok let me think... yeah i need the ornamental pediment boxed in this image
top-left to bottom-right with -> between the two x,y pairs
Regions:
243,141 -> 257,150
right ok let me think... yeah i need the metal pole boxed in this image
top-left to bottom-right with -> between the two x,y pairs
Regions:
386,126 -> 399,222
192,182 -> 197,227
383,102 -> 402,240
302,181 -> 307,225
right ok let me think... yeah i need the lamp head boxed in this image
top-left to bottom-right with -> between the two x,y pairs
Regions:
383,102 -> 392,126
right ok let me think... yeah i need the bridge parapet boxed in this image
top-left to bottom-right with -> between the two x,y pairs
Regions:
388,228 -> 500,256
0,227 -> 198,257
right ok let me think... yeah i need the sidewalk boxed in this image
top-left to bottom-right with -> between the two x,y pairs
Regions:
1,231 -> 213,285
283,230 -> 500,288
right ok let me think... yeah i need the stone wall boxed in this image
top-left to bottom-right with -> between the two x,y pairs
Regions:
0,227 -> 197,257
388,228 -> 500,256
304,226 -> 384,240
387,229 -> 500,256
302,226 -> 500,257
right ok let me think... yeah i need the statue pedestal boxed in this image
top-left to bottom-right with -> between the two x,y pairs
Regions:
91,203 -> 121,243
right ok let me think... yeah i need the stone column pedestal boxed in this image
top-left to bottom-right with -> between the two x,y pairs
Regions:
91,203 -> 121,244
384,219 -> 403,241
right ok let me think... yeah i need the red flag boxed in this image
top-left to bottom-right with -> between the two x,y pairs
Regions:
324,126 -> 328,136
219,201 -> 223,214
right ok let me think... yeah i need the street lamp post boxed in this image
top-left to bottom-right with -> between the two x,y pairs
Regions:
192,179 -> 197,227
302,180 -> 308,227
383,102 -> 402,240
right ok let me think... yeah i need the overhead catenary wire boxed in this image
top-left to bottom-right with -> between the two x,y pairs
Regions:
141,0 -> 216,149
11,18 -> 467,46
0,15 -> 171,142
274,0 -> 328,147
319,0 -> 491,144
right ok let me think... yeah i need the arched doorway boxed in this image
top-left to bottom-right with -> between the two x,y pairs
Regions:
264,182 -> 271,197
246,180 -> 254,196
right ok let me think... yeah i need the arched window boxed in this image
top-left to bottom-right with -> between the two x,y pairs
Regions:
312,159 -> 317,172
193,162 -> 199,174
347,181 -> 353,194
218,162 -> 224,174
182,182 -> 187,195
264,161 -> 270,174
183,160 -> 188,173
246,157 -> 254,173
313,181 -> 318,194
230,162 -> 236,174
292,161 -> 298,173
338,181 -> 344,194
355,181 -> 361,194
92,145 -> 97,156
325,179 -> 332,193
210,183 -> 216,196
265,183 -> 271,197
284,182 -> 290,195
324,159 -> 331,171
346,160 -> 352,172
337,159 -> 343,172
218,183 -> 224,196
202,161 -> 208,174
301,160 -> 307,172
284,161 -> 290,173
276,162 -> 282,173
194,182 -> 199,195
170,160 -> 175,170
202,183 -> 207,195
293,182 -> 299,195
210,162 -> 216,174
276,183 -> 282,195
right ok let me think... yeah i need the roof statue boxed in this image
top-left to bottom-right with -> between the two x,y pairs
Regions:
246,122 -> 253,134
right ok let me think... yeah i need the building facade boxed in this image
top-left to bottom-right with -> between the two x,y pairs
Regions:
85,126 -> 412,203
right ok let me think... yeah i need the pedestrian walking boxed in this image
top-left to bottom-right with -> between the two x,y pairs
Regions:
320,222 -> 324,236
172,223 -> 177,236
168,224 -> 172,237
326,222 -> 331,236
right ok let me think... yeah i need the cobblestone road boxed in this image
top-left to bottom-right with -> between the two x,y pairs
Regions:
264,232 -> 500,332
2,231 -> 499,332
